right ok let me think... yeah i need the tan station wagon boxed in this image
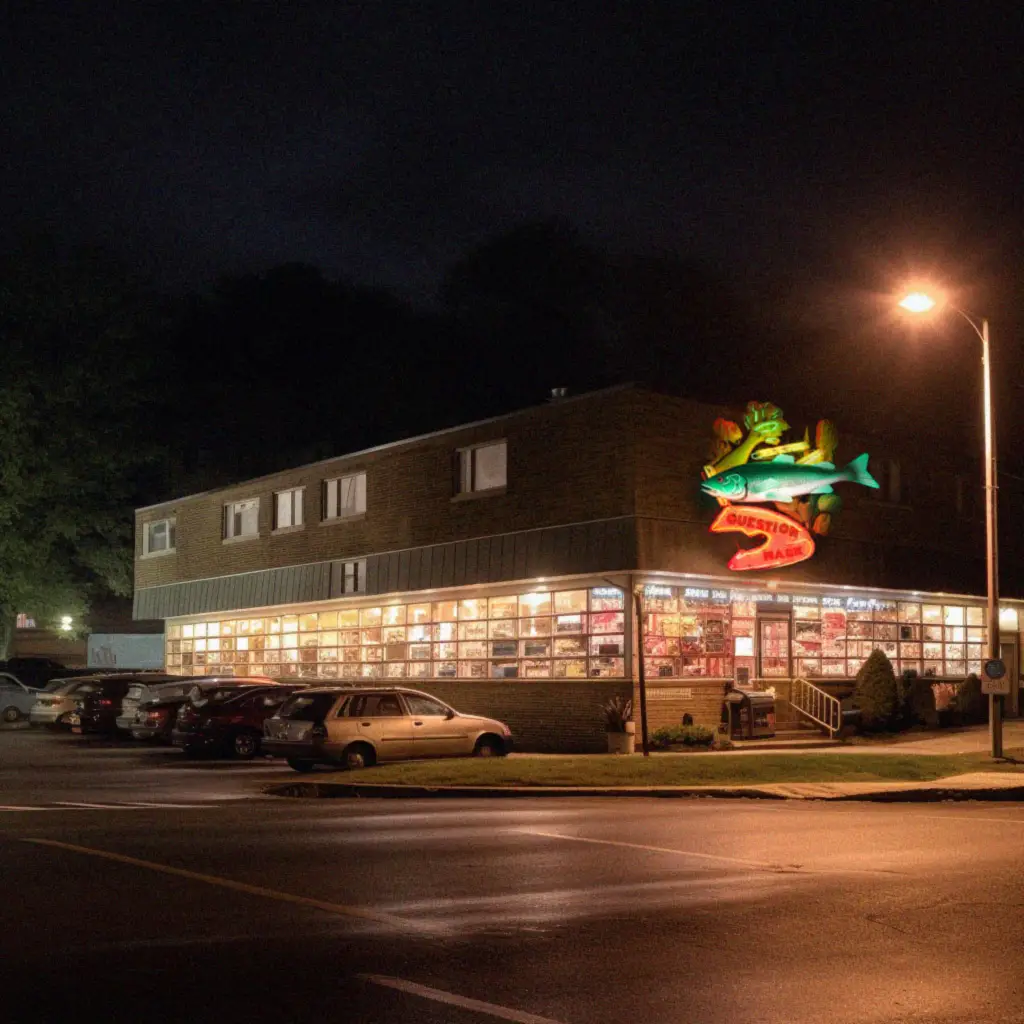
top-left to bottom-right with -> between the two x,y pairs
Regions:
263,686 -> 513,772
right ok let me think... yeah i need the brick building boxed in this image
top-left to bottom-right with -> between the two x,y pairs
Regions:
133,385 -> 1024,751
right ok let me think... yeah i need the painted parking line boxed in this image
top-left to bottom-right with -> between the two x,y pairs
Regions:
359,974 -> 566,1024
512,828 -> 795,871
21,838 -> 432,933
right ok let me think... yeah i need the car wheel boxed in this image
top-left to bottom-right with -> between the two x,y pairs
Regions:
2,706 -> 22,724
231,732 -> 260,760
473,735 -> 504,758
341,743 -> 375,770
287,758 -> 315,773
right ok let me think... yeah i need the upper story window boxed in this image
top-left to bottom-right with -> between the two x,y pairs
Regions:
15,614 -> 36,629
323,472 -> 366,521
224,498 -> 259,540
457,440 -> 507,495
273,488 -> 304,530
143,517 -> 176,555
342,558 -> 366,594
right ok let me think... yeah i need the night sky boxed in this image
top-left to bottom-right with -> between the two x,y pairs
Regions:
6,2 -> 1023,308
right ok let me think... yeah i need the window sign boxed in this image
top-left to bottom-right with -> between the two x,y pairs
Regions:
701,402 -> 878,571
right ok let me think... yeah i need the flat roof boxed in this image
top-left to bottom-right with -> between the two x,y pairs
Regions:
136,382 -> 639,513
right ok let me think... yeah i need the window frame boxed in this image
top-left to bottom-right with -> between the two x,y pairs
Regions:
341,558 -> 367,595
454,440 -> 507,497
321,471 -> 367,522
142,516 -> 177,557
223,498 -> 260,542
273,487 -> 305,532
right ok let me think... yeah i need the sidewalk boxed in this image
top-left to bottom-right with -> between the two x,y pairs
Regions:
267,770 -> 1024,803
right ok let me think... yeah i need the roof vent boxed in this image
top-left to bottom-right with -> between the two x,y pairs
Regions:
550,387 -> 568,400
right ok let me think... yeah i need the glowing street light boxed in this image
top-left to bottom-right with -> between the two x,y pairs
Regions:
898,289 -> 1003,757
897,292 -> 936,314
59,615 -> 73,632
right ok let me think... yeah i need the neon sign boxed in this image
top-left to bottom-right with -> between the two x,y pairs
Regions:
702,401 -> 878,572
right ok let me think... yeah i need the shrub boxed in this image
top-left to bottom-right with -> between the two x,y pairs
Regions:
956,673 -> 988,724
853,650 -> 900,731
649,724 -> 716,750
897,669 -> 938,728
602,696 -> 633,733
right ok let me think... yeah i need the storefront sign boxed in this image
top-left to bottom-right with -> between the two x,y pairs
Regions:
702,401 -> 878,572
647,687 -> 694,701
710,506 -> 816,571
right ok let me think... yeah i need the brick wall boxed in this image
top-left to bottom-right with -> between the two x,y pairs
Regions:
136,387 -> 637,591
634,680 -> 726,732
419,679 -> 633,753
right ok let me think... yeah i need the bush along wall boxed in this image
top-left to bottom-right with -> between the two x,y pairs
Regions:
853,650 -> 900,731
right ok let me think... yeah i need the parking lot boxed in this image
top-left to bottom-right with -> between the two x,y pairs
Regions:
8,726 -> 1024,1023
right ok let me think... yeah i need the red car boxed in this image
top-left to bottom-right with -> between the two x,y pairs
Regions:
172,683 -> 304,759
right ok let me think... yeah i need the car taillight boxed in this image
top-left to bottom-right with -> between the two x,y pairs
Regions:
311,724 -> 327,740
98,698 -> 114,707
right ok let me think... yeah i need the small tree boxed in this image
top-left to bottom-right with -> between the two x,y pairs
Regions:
956,674 -> 988,725
854,650 -> 900,731
898,669 -> 938,728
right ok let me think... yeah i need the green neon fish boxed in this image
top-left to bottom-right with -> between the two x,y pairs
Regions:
701,453 -> 879,503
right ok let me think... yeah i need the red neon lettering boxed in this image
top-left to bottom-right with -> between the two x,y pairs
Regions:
709,506 -> 816,572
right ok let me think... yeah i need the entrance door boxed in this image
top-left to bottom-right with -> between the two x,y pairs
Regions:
758,617 -> 792,679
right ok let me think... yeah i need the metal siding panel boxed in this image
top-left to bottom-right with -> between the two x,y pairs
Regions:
453,542 -> 467,586
387,552 -> 401,593
397,549 -> 410,592
440,543 -> 456,587
366,556 -> 380,595
513,533 -> 529,581
500,533 -> 516,581
472,537 -> 488,584
551,527 -> 572,576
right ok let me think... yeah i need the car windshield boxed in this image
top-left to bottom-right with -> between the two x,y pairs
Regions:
277,693 -> 338,721
70,681 -> 104,695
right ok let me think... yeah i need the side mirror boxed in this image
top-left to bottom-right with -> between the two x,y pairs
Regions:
445,708 -> 456,720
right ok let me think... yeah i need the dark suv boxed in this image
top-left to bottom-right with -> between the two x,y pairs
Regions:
70,674 -> 179,735
173,683 -> 302,759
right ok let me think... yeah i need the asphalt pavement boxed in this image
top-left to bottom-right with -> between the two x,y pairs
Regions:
4,729 -> 1024,1023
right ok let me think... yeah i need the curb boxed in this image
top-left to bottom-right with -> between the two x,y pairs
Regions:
265,781 -> 1024,803
265,782 -> 787,800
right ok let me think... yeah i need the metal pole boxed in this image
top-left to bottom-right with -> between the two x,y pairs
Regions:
633,588 -> 650,757
981,317 -> 1003,758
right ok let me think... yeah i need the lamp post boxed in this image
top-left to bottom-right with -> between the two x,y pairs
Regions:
898,292 -> 1002,757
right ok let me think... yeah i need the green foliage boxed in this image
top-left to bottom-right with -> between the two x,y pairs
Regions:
602,696 -> 633,733
743,400 -> 789,437
955,674 -> 988,725
896,670 -> 938,728
649,724 -> 716,750
853,650 -> 900,731
0,243 -> 162,656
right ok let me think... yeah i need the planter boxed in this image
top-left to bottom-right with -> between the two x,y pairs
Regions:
606,722 -> 636,755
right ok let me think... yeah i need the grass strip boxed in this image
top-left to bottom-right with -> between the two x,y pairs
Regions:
311,751 -> 1024,788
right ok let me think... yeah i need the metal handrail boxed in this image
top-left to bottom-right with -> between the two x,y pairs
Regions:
791,677 -> 842,738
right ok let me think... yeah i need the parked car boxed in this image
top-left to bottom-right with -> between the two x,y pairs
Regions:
0,672 -> 41,723
117,677 -> 193,732
67,675 -> 171,735
29,676 -> 107,728
130,694 -> 192,743
172,684 -> 305,759
263,686 -> 513,772
134,677 -> 282,744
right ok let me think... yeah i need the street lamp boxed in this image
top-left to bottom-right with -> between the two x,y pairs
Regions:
898,290 -> 1003,757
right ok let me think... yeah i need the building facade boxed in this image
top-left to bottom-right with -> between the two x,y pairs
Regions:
134,386 -> 1024,751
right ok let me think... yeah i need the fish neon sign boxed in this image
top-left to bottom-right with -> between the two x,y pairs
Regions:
704,402 -> 877,572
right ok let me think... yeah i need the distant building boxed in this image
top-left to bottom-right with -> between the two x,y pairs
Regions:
13,599 -> 163,669
133,385 -> 1023,750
